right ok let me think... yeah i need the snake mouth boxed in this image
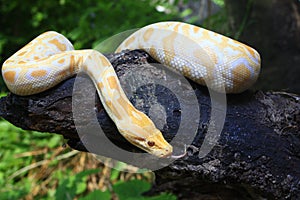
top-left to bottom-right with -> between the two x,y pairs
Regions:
149,143 -> 173,158
158,149 -> 173,158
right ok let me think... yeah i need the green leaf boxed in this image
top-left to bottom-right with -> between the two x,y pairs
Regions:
112,180 -> 177,200
113,180 -> 151,199
79,190 -> 111,200
110,169 -> 120,181
47,135 -> 62,148
212,0 -> 225,7
180,8 -> 192,18
76,182 -> 87,195
55,169 -> 100,199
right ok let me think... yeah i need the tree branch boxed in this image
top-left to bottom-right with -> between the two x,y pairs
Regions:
0,50 -> 299,199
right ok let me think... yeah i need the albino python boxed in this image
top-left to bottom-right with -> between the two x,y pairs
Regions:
2,22 -> 261,158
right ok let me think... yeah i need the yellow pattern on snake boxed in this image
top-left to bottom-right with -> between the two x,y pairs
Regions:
1,22 -> 261,158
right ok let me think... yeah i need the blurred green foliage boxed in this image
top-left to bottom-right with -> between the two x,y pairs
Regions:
211,0 -> 224,7
54,169 -> 100,199
0,120 -> 63,199
0,0 -> 183,92
56,175 -> 177,200
0,119 -> 176,199
0,0 -> 181,63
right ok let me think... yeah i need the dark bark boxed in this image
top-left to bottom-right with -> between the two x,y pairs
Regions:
0,50 -> 299,199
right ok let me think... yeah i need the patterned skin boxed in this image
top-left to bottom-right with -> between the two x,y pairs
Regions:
117,22 -> 261,93
1,22 -> 261,158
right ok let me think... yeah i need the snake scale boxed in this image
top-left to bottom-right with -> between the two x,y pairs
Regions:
2,22 -> 261,158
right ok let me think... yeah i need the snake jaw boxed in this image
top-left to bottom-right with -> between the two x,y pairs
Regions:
119,128 -> 173,158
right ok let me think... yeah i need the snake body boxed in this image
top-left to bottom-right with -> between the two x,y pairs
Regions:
2,22 -> 261,158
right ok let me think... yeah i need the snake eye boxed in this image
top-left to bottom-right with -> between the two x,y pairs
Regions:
147,141 -> 155,147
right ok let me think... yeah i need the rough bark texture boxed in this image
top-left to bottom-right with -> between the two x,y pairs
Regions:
0,50 -> 299,200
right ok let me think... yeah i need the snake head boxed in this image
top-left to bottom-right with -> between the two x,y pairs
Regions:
142,129 -> 173,158
119,128 -> 173,158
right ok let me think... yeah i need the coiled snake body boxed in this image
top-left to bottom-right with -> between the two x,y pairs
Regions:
2,22 -> 261,158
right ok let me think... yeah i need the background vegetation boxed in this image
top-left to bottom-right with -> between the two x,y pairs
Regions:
0,0 -> 264,199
